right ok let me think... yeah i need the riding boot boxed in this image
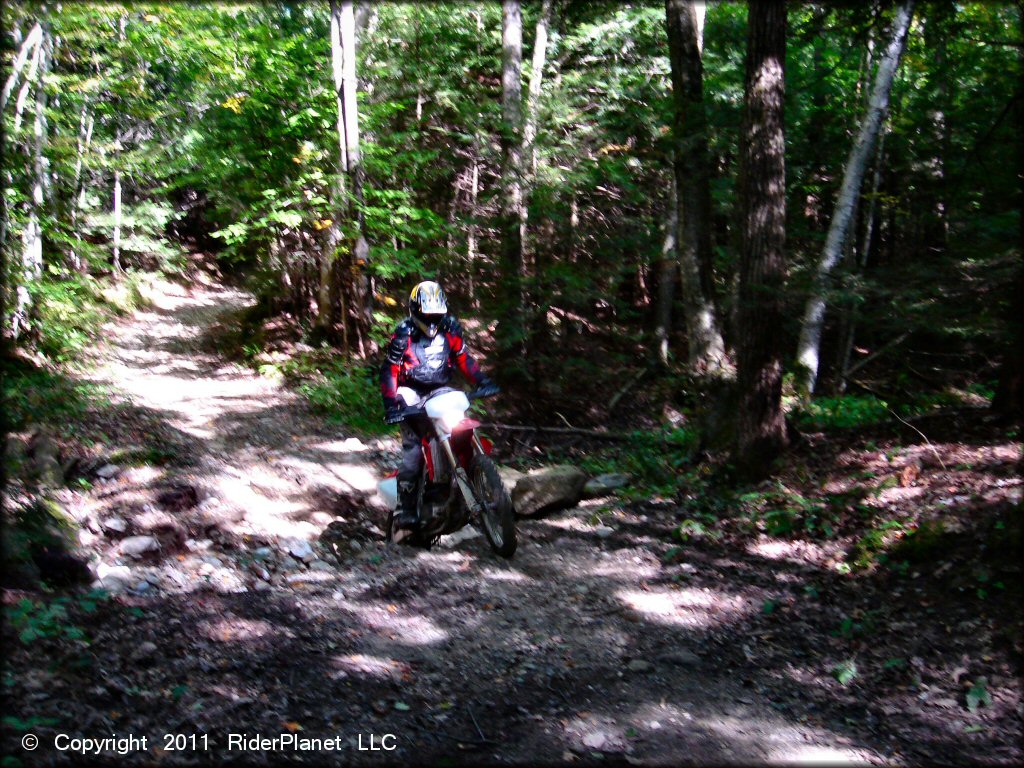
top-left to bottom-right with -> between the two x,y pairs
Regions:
394,480 -> 420,529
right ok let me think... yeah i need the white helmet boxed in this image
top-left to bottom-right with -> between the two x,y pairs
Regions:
409,281 -> 448,337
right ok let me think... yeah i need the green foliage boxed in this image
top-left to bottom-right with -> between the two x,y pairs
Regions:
295,359 -> 388,437
736,482 -> 839,538
832,659 -> 859,686
1,361 -> 107,433
792,395 -> 891,430
3,592 -> 106,645
852,519 -> 907,570
577,427 -> 699,500
966,677 -> 992,713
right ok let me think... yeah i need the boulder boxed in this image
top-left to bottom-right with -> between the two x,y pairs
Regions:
285,538 -> 316,563
512,465 -> 588,517
120,535 -> 160,558
133,509 -> 187,550
498,465 -> 526,490
582,473 -> 630,499
94,563 -> 134,592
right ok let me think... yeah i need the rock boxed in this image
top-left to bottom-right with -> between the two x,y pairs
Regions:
186,538 -> 213,552
310,560 -> 336,572
438,527 -> 483,548
583,731 -> 611,750
120,535 -> 160,558
210,568 -> 246,593
200,554 -> 223,568
279,556 -> 301,572
512,465 -> 588,517
95,464 -> 121,480
594,525 -> 614,539
102,516 -> 128,534
627,659 -> 654,673
286,538 -> 316,563
498,465 -> 526,490
95,563 -> 133,591
341,438 -> 366,452
29,429 -> 64,489
252,564 -> 271,581
133,581 -> 153,594
133,641 -> 158,660
582,473 -> 631,499
657,650 -> 701,668
253,546 -> 274,561
162,567 -> 189,589
133,509 -> 187,550
285,571 -> 335,586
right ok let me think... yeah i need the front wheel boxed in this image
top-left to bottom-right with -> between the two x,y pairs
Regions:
470,454 -> 517,558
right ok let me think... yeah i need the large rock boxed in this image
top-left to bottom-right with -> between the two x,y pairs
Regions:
498,466 -> 526,490
582,473 -> 630,499
512,465 -> 588,517
121,535 -> 160,558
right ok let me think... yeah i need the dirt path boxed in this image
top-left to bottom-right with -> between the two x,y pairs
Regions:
10,280 -> 1005,766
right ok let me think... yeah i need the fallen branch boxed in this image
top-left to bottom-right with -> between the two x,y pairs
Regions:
608,367 -> 650,413
886,407 -> 947,471
842,332 -> 909,379
480,423 -> 638,441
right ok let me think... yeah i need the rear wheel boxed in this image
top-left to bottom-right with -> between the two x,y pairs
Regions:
470,454 -> 517,557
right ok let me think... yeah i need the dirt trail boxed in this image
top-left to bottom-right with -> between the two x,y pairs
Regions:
9,280 -> 907,765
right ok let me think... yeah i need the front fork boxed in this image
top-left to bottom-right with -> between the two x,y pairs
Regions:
439,434 -> 484,516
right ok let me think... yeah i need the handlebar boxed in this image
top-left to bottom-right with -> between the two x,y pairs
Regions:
390,385 -> 499,424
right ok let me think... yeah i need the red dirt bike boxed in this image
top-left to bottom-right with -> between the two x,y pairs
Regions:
378,387 -> 517,557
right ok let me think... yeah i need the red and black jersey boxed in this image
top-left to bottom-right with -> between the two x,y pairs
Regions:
380,315 -> 485,409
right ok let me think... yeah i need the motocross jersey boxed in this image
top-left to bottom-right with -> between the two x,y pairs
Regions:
380,315 -> 485,410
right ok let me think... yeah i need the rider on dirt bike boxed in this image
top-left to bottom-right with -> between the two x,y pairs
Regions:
380,281 -> 498,531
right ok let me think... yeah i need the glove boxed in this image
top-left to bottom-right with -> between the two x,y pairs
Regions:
473,379 -> 500,398
385,406 -> 405,425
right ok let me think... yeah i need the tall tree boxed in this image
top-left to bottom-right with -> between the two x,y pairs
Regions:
735,0 -> 788,479
992,0 -> 1024,423
795,0 -> 915,395
664,0 -> 727,372
12,19 -> 51,339
498,0 -> 526,362
322,0 -> 369,355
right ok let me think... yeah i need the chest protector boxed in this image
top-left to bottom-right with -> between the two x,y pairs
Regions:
405,333 -> 453,389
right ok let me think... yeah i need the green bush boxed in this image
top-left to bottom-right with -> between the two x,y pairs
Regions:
792,394 -> 892,430
1,361 -> 106,433
298,361 -> 388,436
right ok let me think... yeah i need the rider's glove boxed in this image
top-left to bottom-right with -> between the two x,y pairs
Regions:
385,406 -> 404,425
474,378 -> 500,398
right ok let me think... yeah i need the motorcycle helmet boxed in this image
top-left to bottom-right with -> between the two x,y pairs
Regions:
409,281 -> 448,338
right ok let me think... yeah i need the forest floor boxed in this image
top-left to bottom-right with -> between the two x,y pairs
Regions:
2,273 -> 1022,767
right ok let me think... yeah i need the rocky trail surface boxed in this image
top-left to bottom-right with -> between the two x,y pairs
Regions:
4,278 -> 1020,766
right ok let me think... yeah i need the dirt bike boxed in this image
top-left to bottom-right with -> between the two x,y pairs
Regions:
378,387 -> 517,558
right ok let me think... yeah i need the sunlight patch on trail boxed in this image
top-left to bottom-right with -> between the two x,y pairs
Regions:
616,587 -> 751,629
336,600 -> 449,645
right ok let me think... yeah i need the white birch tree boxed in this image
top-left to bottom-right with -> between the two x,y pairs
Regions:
795,0 -> 914,395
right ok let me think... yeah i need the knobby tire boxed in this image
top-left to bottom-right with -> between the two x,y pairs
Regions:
471,453 -> 517,558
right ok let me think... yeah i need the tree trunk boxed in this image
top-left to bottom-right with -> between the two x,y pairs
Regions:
992,4 -> 1024,423
322,0 -> 367,354
497,0 -> 527,362
70,103 -> 94,273
795,0 -> 914,396
654,164 -> 679,365
12,22 -> 51,340
112,169 -> 123,273
664,0 -> 727,373
734,0 -> 788,480
1,22 -> 42,114
523,0 -> 553,174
